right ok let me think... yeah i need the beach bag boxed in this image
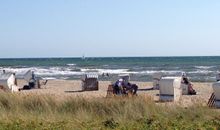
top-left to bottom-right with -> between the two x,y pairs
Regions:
29,82 -> 35,88
23,85 -> 31,90
131,84 -> 138,95
189,89 -> 196,95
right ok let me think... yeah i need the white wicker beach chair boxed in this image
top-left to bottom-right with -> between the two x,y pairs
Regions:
211,82 -> 220,108
0,73 -> 19,92
159,77 -> 182,102
152,73 -> 163,90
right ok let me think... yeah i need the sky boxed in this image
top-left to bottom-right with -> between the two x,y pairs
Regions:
0,0 -> 220,58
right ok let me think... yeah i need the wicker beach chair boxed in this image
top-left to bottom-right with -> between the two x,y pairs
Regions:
159,77 -> 182,102
0,73 -> 19,92
208,93 -> 215,107
106,84 -> 115,97
152,73 -> 163,90
81,74 -> 99,91
209,82 -> 220,108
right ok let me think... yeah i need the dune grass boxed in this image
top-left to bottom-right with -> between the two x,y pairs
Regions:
0,93 -> 219,130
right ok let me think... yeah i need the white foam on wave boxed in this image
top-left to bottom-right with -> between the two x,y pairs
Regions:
138,70 -> 183,75
0,67 -> 32,74
43,77 -> 57,80
80,68 -> 184,75
34,68 -> 83,76
138,70 -> 157,74
67,64 -> 76,66
80,68 -> 131,74
0,67 -> 84,76
195,66 -> 215,69
188,70 -> 214,74
0,67 -> 186,77
4,66 -> 211,80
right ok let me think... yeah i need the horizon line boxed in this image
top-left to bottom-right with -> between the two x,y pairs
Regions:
0,55 -> 220,59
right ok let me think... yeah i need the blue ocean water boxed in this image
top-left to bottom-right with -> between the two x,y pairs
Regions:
0,56 -> 219,82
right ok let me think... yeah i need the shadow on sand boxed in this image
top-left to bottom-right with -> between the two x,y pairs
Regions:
138,87 -> 154,91
64,90 -> 84,93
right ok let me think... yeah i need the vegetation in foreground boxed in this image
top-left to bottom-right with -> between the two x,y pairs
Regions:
0,93 -> 219,130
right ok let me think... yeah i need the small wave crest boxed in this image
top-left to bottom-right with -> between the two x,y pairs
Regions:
195,66 -> 215,69
67,64 -> 76,66
0,67 -> 83,76
80,68 -> 130,74
188,70 -> 214,74
43,77 -> 57,80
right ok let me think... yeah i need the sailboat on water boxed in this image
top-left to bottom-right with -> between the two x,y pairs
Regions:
82,54 -> 86,60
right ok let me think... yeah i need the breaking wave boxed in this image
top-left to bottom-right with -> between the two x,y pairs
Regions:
0,67 -> 184,76
188,70 -> 214,74
66,64 -> 76,66
195,66 -> 215,69
0,66 -> 218,82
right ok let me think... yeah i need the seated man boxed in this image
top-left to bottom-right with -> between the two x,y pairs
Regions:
27,72 -> 36,89
113,79 -> 124,95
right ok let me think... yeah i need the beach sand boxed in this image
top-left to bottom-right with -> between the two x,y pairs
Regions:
16,80 -> 213,107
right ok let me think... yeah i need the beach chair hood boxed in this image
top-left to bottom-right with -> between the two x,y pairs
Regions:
15,70 -> 33,82
0,73 -> 16,90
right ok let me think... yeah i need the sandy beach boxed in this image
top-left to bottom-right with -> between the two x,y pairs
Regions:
16,80 -> 213,107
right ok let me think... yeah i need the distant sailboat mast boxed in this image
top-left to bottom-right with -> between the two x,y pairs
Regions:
82,54 -> 85,60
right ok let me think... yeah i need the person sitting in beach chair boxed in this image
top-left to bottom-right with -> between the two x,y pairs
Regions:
123,82 -> 138,95
112,78 -> 138,96
113,78 -> 124,95
182,73 -> 196,95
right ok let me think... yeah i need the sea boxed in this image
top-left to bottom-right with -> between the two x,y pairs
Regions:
0,56 -> 220,82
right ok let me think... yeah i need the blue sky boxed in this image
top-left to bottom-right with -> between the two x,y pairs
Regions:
0,0 -> 220,58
